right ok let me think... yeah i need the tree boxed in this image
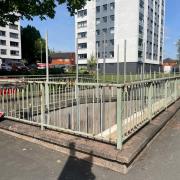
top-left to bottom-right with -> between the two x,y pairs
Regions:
21,25 -> 45,64
0,0 -> 90,26
87,55 -> 97,74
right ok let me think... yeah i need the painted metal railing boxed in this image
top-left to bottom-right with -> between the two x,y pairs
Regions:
0,76 -> 180,150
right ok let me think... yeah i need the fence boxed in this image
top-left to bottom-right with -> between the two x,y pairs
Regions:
0,76 -> 180,150
98,72 -> 180,84
1,72 -> 180,84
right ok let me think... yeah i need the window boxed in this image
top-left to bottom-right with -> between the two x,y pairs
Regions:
102,40 -> 108,47
96,18 -> 100,25
78,54 -> 87,59
78,21 -> 87,28
78,32 -> 87,38
110,3 -> 115,10
139,0 -> 144,8
0,40 -> 6,46
96,41 -> 100,47
10,32 -> 18,39
103,16 -> 107,23
10,50 -> 19,56
96,29 -> 100,35
110,15 -> 114,21
110,51 -> 114,58
10,41 -> 19,47
103,4 -> 107,11
110,39 -> 114,45
96,6 -> 100,13
102,28 -> 107,34
78,43 -> 87,49
9,24 -> 18,30
139,25 -> 143,34
109,27 -> 114,34
0,31 -> 6,37
77,10 -> 87,17
102,52 -> 107,58
0,49 -> 7,55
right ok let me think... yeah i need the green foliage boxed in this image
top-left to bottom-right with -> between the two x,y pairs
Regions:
21,25 -> 46,64
0,0 -> 90,26
87,55 -> 97,73
79,67 -> 89,74
35,38 -> 46,62
0,68 -> 65,76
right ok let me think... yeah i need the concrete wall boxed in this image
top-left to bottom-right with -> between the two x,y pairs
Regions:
98,62 -> 161,74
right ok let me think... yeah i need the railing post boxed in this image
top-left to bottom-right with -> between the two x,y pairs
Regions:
76,84 -> 80,131
174,78 -> 177,100
165,80 -> 168,109
45,82 -> 49,125
117,87 -> 123,150
148,83 -> 153,120
40,83 -> 45,130
178,79 -> 180,97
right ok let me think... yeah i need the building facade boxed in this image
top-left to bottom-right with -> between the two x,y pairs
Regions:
0,21 -> 22,63
75,0 -> 165,73
50,52 -> 75,66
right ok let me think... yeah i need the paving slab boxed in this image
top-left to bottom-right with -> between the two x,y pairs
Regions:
0,99 -> 179,174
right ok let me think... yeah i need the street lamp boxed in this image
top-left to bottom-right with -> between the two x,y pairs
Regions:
96,43 -> 99,84
76,37 -> 79,84
103,32 -> 106,83
117,44 -> 120,84
45,31 -> 49,124
45,31 -> 49,82
40,39 -> 42,63
123,40 -> 127,83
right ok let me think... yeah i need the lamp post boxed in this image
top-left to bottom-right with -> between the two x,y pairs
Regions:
76,37 -> 79,84
103,32 -> 106,83
124,40 -> 127,83
96,43 -> 99,84
45,31 -> 49,124
75,37 -> 79,99
117,44 -> 120,84
142,42 -> 146,80
40,39 -> 42,63
45,31 -> 49,83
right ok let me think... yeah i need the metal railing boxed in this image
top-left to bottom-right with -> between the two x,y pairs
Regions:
97,72 -> 180,84
0,76 -> 180,150
0,74 -> 95,83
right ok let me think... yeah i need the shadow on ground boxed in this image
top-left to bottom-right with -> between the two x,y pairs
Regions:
58,142 -> 95,180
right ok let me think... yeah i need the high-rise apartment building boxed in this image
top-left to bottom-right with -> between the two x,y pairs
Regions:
0,21 -> 21,62
75,0 -> 165,73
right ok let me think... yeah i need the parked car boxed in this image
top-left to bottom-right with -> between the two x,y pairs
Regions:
10,62 -> 29,72
1,63 -> 12,72
27,64 -> 37,71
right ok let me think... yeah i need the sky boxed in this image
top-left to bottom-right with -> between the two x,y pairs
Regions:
21,0 -> 180,59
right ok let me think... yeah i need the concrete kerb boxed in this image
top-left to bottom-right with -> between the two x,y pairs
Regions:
0,98 -> 179,174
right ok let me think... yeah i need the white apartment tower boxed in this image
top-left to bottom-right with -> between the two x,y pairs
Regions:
75,0 -> 165,73
0,21 -> 22,62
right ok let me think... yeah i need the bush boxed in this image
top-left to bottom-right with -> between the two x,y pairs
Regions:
0,67 -> 65,76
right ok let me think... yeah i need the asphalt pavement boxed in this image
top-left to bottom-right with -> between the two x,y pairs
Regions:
0,109 -> 180,180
